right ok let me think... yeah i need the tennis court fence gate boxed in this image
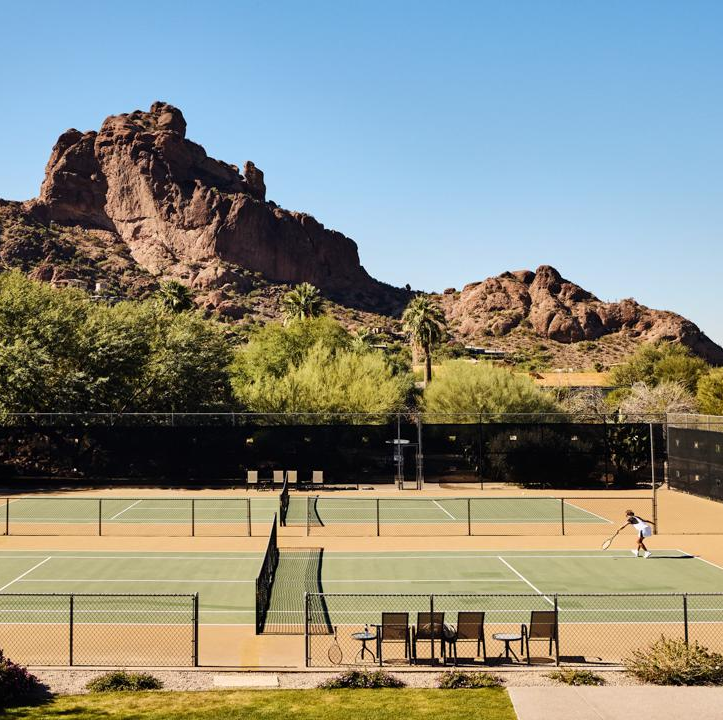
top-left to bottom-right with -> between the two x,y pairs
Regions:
0,593 -> 199,666
304,591 -> 723,667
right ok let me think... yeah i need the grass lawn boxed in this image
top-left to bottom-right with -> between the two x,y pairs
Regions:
5,688 -> 515,720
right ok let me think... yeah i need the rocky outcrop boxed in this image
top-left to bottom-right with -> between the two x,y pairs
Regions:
26,102 -> 408,314
438,265 -> 723,365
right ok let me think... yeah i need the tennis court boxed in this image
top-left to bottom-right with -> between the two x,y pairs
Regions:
3,546 -> 722,666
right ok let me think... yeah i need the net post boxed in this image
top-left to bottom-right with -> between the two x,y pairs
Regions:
193,592 -> 199,667
98,499 -> 102,537
650,423 -> 658,534
683,594 -> 689,645
304,592 -> 310,667
467,498 -> 472,536
69,594 -> 74,666
560,498 -> 565,536
191,499 -> 195,537
376,498 -> 380,537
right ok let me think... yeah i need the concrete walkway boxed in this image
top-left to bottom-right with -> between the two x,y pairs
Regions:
508,686 -> 723,720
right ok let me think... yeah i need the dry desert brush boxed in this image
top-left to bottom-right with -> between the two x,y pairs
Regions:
625,637 -> 723,686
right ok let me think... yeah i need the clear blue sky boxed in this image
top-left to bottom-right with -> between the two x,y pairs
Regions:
1,1 -> 721,343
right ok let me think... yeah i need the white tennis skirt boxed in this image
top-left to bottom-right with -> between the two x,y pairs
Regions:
637,526 -> 652,538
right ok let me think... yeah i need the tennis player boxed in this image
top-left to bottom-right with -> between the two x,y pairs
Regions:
618,510 -> 653,558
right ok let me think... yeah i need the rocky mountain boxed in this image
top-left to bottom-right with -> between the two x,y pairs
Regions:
1,101 -> 721,367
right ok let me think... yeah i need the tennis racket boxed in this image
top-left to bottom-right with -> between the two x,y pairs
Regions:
327,625 -> 343,665
601,530 -> 620,550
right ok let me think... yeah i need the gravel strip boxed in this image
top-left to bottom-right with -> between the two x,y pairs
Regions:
30,668 -> 643,695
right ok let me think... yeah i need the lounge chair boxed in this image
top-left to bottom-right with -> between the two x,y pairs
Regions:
286,470 -> 298,487
412,612 -> 446,663
273,470 -> 284,488
378,612 -> 411,664
447,611 -> 486,664
522,610 -> 559,665
312,470 -> 324,487
246,470 -> 258,490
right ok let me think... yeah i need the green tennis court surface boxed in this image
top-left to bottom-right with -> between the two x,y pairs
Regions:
2,549 -> 723,627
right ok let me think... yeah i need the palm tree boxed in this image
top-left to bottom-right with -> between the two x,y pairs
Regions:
282,282 -> 323,324
402,295 -> 447,385
157,280 -> 194,313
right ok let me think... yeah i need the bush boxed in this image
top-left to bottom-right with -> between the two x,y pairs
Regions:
86,670 -> 164,692
625,637 -> 723,685
546,669 -> 605,686
318,669 -> 405,689
697,368 -> 723,415
0,649 -> 44,708
437,670 -> 503,688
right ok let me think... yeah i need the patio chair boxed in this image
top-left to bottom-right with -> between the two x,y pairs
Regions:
447,611 -> 486,664
286,470 -> 298,487
521,610 -> 559,665
246,470 -> 258,490
273,470 -> 284,488
378,612 -> 411,664
412,612 -> 446,663
312,470 -> 324,487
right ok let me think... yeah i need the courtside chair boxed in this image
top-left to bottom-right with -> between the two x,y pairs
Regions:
521,610 -> 559,665
286,470 -> 298,487
273,470 -> 284,488
379,612 -> 412,665
246,470 -> 258,490
448,611 -> 486,665
412,612 -> 446,664
312,470 -> 324,487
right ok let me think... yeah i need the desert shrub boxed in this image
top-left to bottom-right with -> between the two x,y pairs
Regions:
86,670 -> 163,692
318,669 -> 405,689
625,637 -> 723,685
437,670 -> 503,688
546,669 -> 605,686
697,368 -> 723,415
0,650 -> 44,708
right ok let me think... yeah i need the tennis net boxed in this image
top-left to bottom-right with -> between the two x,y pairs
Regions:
255,512 -> 280,633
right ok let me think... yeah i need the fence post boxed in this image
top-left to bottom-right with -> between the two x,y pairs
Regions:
554,595 -> 559,665
247,498 -> 252,537
5,498 -> 9,536
376,498 -> 380,537
98,499 -> 102,537
191,499 -> 195,538
304,592 -> 310,667
69,595 -> 74,666
306,496 -> 310,537
683,594 -> 689,645
650,423 -> 658,534
467,498 -> 472,536
560,499 -> 566,536
193,593 -> 199,667
430,594 -> 435,665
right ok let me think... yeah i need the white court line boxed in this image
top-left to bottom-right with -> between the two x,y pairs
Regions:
108,499 -> 143,520
0,555 -> 260,560
497,556 -> 554,606
320,578 -> 526,584
432,500 -> 456,519
17,578 -> 253,584
562,500 -> 613,524
0,557 -> 52,592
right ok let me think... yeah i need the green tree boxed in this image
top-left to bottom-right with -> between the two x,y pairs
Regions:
282,282 -> 323,324
156,280 -> 194,313
401,295 -> 447,385
697,369 -> 723,415
423,360 -> 561,417
611,343 -> 708,394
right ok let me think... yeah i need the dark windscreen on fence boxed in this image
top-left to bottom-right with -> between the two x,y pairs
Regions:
669,425 -> 723,501
0,415 -> 664,490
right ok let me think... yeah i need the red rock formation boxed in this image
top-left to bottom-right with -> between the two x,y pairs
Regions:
26,102 -> 408,314
438,265 -> 723,364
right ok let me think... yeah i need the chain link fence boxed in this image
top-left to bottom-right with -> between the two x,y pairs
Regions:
289,495 -> 655,537
0,593 -> 198,666
0,497 -> 253,537
305,592 -> 723,667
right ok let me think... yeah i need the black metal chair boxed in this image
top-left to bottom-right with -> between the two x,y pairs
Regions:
412,612 -> 446,664
447,611 -> 486,664
378,612 -> 412,664
522,609 -> 559,665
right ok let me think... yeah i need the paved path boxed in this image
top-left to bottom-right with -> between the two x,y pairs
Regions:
509,686 -> 723,720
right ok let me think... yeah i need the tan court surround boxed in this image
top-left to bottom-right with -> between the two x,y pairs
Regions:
2,485 -> 723,670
